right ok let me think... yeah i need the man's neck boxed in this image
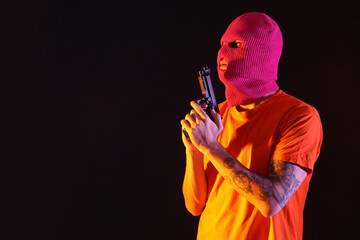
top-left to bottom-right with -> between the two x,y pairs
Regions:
236,90 -> 278,112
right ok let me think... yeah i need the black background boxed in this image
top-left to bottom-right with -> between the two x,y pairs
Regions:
6,0 -> 359,239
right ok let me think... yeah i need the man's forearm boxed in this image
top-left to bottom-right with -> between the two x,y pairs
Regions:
203,142 -> 299,217
182,150 -> 207,216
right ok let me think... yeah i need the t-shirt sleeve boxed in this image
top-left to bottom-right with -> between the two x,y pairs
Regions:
271,105 -> 323,173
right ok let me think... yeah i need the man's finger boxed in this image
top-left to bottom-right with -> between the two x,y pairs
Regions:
185,114 -> 197,128
211,109 -> 224,131
200,102 -> 208,109
181,119 -> 191,129
190,101 -> 207,119
190,110 -> 202,124
180,119 -> 195,143
182,129 -> 191,142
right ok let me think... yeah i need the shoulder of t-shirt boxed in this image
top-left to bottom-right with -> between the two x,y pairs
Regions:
272,91 -> 323,172
276,91 -> 320,117
275,91 -> 322,132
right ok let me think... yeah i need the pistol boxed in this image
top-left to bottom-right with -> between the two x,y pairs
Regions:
197,66 -> 219,120
182,66 -> 219,142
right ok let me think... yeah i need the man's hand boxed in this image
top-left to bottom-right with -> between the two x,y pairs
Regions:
181,101 -> 223,154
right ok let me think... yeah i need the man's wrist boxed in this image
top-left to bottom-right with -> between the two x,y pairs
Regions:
203,141 -> 224,158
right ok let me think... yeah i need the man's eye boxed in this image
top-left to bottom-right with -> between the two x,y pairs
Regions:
228,40 -> 242,48
235,40 -> 242,47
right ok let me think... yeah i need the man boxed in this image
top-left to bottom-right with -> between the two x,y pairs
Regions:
180,12 -> 323,240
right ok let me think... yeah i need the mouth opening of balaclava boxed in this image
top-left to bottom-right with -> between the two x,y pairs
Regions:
217,12 -> 283,107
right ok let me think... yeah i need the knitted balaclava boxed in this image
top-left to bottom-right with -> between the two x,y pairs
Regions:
217,12 -> 283,107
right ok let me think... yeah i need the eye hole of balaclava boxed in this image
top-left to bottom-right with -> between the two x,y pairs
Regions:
226,40 -> 243,48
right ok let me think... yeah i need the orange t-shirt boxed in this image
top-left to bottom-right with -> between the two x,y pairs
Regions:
197,90 -> 323,240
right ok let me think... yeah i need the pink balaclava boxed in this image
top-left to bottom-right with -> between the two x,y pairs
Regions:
217,12 -> 283,107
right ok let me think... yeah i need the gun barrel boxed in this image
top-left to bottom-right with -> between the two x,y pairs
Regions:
198,66 -> 219,114
198,73 -> 207,97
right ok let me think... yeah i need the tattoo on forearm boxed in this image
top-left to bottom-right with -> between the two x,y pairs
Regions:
222,158 -> 301,207
230,170 -> 254,194
223,158 -> 254,194
257,176 -> 284,204
258,161 -> 301,207
271,161 -> 301,206
223,158 -> 235,169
